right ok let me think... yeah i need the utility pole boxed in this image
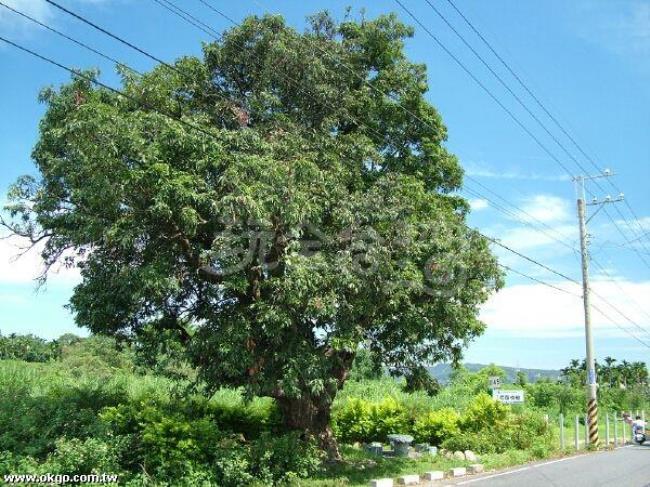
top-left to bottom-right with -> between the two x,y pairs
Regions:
574,169 -> 624,447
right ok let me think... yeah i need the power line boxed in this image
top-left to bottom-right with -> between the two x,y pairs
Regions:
6,11 -> 647,348
0,31 -> 577,291
190,0 -> 584,266
464,185 -> 580,260
439,0 -> 650,262
45,0 -> 181,74
395,1 -> 650,322
0,35 -> 220,141
464,180 -> 579,254
151,0 -> 222,40
485,235 -> 580,284
195,0 -> 239,26
499,263 -> 650,349
0,0 -> 142,76
590,303 -> 650,349
590,258 -> 650,331
498,263 -> 579,297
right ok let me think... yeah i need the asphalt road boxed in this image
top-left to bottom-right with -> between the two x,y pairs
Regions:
449,445 -> 650,487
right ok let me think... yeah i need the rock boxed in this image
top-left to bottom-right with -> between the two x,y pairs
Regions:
468,464 -> 484,474
427,446 -> 438,457
464,450 -> 478,462
453,450 -> 466,461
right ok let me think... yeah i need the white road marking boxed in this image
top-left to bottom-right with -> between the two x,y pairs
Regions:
455,445 -> 634,485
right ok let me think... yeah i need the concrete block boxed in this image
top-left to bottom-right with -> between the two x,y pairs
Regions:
397,474 -> 419,485
468,464 -> 484,474
422,470 -> 444,481
370,479 -> 393,487
448,467 -> 467,477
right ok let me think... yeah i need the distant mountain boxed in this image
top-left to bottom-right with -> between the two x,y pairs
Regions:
428,363 -> 561,384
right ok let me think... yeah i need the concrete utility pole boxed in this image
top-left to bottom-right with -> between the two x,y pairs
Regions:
574,170 -> 624,447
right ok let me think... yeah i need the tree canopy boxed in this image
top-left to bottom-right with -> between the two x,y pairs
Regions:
4,11 -> 502,458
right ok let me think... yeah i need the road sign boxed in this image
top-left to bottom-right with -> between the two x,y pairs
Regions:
488,376 -> 501,389
492,389 -> 524,404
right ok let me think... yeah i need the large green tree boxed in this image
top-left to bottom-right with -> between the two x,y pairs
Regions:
4,12 -> 501,458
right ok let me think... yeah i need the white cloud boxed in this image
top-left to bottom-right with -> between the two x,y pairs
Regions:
481,279 -> 650,340
469,198 -> 489,211
516,194 -> 572,224
498,224 -> 577,251
465,161 -> 570,182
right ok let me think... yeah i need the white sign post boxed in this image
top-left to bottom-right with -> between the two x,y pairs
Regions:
492,389 -> 525,404
488,376 -> 501,390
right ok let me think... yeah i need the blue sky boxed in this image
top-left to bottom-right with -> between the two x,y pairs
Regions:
0,0 -> 649,369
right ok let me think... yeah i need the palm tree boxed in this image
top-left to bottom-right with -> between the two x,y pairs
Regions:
602,356 -> 617,387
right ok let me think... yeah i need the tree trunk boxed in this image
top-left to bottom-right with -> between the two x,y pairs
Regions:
276,395 -> 342,461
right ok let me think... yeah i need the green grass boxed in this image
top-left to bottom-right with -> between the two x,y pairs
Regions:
298,445 -> 473,487
297,443 -> 570,487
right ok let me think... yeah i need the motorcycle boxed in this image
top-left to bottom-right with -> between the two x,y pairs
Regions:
633,428 -> 646,445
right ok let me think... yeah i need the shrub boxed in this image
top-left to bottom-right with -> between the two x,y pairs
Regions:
442,430 -> 499,454
369,397 -> 411,442
249,432 -> 323,484
99,400 -> 222,477
0,377 -> 123,458
443,408 -> 554,455
208,395 -> 280,440
42,437 -> 123,474
507,411 -> 554,451
412,408 -> 460,446
332,398 -> 373,443
461,393 -> 508,430
333,397 -> 411,443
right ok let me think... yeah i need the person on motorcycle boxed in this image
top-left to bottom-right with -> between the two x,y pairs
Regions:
623,413 -> 646,439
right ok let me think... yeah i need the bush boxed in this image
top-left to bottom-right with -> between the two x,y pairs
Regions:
208,394 -> 280,440
412,408 -> 460,446
331,398 -> 373,443
43,437 -> 123,474
507,411 -> 554,451
442,430 -> 499,454
332,397 -> 411,443
0,376 -> 123,458
443,407 -> 554,455
461,393 -> 508,430
369,398 -> 411,442
58,336 -> 135,378
249,432 -> 323,484
99,399 -> 223,477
